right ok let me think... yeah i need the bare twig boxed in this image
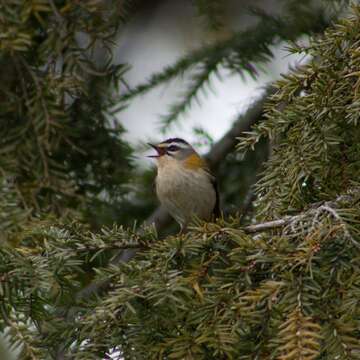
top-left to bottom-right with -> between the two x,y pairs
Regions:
243,215 -> 302,233
76,243 -> 143,252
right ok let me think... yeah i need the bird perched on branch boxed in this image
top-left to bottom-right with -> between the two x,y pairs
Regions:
148,138 -> 220,231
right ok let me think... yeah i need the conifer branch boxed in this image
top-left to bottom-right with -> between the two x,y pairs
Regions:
78,188 -> 359,304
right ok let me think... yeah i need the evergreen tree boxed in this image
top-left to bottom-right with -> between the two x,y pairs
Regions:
1,1 -> 359,359
0,0 -> 136,232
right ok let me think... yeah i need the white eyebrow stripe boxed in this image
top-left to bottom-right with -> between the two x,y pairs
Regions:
167,142 -> 190,150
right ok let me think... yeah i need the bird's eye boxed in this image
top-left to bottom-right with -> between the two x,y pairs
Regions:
167,145 -> 179,152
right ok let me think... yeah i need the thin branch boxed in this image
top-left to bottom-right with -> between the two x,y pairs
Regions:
242,191 -> 359,238
76,243 -> 144,252
18,56 -> 51,179
160,60 -> 220,128
243,216 -> 301,233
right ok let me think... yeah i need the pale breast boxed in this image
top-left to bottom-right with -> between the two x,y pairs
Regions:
156,161 -> 216,226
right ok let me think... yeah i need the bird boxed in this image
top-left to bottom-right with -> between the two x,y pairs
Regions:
148,138 -> 220,231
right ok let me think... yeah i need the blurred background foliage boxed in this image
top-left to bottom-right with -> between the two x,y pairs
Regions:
0,0 -> 359,359
0,0 -> 136,233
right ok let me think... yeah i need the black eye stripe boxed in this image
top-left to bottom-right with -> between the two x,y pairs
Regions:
167,145 -> 179,152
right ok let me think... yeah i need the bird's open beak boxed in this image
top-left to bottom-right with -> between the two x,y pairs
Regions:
147,143 -> 165,158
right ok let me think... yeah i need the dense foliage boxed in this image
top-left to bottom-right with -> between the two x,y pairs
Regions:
238,5 -> 360,220
0,1 -> 359,359
0,0 -> 134,232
